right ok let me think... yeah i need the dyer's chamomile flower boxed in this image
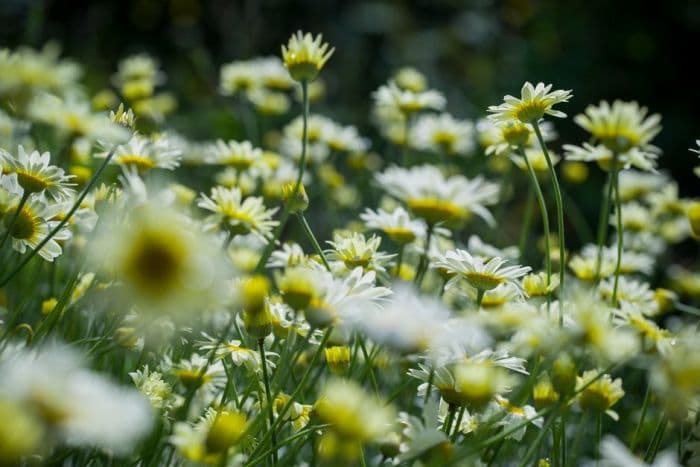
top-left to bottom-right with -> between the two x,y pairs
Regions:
107,133 -> 182,172
326,231 -> 395,273
321,121 -> 370,153
0,44 -> 80,98
89,202 -> 230,321
3,195 -> 71,261
360,206 -> 426,244
411,113 -> 475,157
598,435 -> 680,467
205,139 -> 263,172
574,100 -> 661,154
28,93 -> 130,143
375,164 -> 499,226
198,186 -> 278,240
576,370 -> 624,420
129,365 -> 179,412
315,378 -> 395,443
393,66 -> 427,92
510,147 -> 561,173
267,242 -> 309,268
488,82 -> 572,124
434,249 -> 531,294
0,343 -> 153,454
373,80 -> 446,115
281,31 -> 334,82
170,407 -> 247,464
563,142 -> 660,172
0,145 -> 75,200
351,284 -> 489,354
598,276 -> 656,314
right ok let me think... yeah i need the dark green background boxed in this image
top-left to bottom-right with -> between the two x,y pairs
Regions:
1,0 -> 698,193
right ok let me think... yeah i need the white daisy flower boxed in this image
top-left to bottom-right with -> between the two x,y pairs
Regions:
0,342 -> 153,454
488,82 -> 572,124
373,80 -> 446,114
326,231 -> 395,273
411,113 -> 475,157
375,164 -> 499,226
434,249 -> 531,293
0,145 -> 75,200
197,186 -> 278,240
106,132 -> 182,172
360,206 -> 427,244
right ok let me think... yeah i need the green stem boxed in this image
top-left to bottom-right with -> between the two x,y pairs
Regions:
630,383 -> 651,452
0,191 -> 30,253
0,146 -> 117,287
394,243 -> 405,278
518,145 -> 552,289
610,153 -> 623,307
533,122 -> 565,326
423,367 -> 435,405
414,223 -> 434,287
452,406 -> 466,441
595,414 -> 602,464
644,415 -> 668,463
358,336 -> 379,396
244,327 -> 332,461
476,288 -> 485,309
258,338 -> 278,466
595,171 -> 615,281
518,185 -> 535,263
518,408 -> 558,467
297,213 -> 331,271
443,404 -> 456,434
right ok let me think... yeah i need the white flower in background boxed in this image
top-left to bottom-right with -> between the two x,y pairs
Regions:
375,164 -> 499,226
28,93 -> 130,143
326,231 -> 395,273
267,242 -> 309,268
563,142 -> 660,172
411,113 -> 475,157
114,54 -> 165,86
360,206 -> 427,244
467,235 -> 519,261
594,435 -> 679,467
106,133 -> 182,172
197,186 -> 278,240
373,80 -> 446,114
598,276 -> 657,315
89,201 -> 231,321
321,121 -> 369,153
351,284 -> 490,354
205,139 -> 263,172
434,249 -> 531,294
0,44 -> 81,96
618,170 -> 669,202
0,343 -> 153,454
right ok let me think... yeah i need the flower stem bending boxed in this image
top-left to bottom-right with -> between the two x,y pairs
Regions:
533,122 -> 565,325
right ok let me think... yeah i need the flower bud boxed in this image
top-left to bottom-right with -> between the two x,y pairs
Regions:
324,346 -> 351,375
205,410 -> 247,454
550,354 -> 577,396
688,201 -> 700,238
282,182 -> 309,213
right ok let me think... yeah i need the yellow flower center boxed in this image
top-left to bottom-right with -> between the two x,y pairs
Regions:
514,101 -> 549,123
407,198 -> 466,225
16,170 -> 50,194
4,205 -> 40,240
116,154 -> 157,171
124,229 -> 185,298
383,227 -> 416,245
463,271 -> 504,291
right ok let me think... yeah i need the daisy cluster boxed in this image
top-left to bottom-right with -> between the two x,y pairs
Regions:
1,31 -> 700,467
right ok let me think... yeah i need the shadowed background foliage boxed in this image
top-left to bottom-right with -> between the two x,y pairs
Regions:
1,0 -> 698,190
